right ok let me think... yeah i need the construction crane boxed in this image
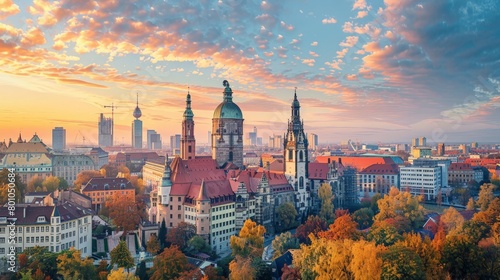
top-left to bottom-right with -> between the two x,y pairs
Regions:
103,103 -> 120,146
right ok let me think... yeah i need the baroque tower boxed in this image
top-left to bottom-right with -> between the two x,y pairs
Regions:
284,89 -> 309,216
181,90 -> 195,160
212,80 -> 244,167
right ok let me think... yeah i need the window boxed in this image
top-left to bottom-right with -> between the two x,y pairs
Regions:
0,237 -> 5,243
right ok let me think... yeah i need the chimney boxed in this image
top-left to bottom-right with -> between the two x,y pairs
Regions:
23,207 -> 26,218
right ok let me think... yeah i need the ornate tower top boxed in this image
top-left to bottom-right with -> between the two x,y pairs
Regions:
223,80 -> 232,102
161,154 -> 172,188
133,92 -> 142,119
213,80 -> 243,119
183,88 -> 194,120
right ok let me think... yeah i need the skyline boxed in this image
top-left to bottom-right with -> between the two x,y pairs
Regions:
1,0 -> 500,145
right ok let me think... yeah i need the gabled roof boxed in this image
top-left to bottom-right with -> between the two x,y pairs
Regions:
359,163 -> 399,175
308,162 -> 329,180
81,177 -> 134,192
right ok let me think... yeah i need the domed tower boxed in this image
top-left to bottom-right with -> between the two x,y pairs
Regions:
181,89 -> 195,160
132,93 -> 143,149
211,80 -> 244,167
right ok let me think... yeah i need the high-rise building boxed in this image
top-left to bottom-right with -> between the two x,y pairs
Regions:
147,130 -> 162,150
211,80 -> 244,167
411,137 -> 419,147
420,137 -> 427,147
248,127 -> 257,146
98,113 -> 113,147
308,133 -> 318,150
170,134 -> 181,155
181,92 -> 195,160
284,90 -> 309,216
132,94 -> 143,149
52,127 -> 66,151
459,144 -> 470,155
437,143 -> 445,156
471,142 -> 478,148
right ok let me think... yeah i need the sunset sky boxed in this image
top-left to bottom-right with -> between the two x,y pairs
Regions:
1,0 -> 499,146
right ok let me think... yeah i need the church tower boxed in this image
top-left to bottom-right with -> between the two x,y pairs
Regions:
211,80 -> 244,167
181,90 -> 195,160
284,89 -> 309,216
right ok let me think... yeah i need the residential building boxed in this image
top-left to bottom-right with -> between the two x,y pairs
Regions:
400,166 -> 442,200
52,127 -> 66,152
52,154 -> 97,184
448,163 -> 482,186
81,178 -> 135,212
358,163 -> 399,198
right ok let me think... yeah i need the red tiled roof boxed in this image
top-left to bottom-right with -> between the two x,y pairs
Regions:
449,163 -> 473,171
81,178 -> 134,192
185,180 -> 233,200
315,156 -> 395,171
464,158 -> 500,167
360,164 -> 399,175
308,162 -> 329,180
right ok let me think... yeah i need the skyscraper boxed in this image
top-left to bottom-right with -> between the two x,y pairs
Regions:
98,113 -> 113,147
420,137 -> 427,147
437,143 -> 445,156
147,130 -> 162,150
308,133 -> 318,150
132,93 -> 143,149
52,127 -> 66,151
170,134 -> 181,155
411,137 -> 420,147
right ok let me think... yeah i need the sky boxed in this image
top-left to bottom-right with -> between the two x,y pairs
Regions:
1,0 -> 499,146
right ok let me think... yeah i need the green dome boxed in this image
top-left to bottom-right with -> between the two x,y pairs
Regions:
213,101 -> 243,119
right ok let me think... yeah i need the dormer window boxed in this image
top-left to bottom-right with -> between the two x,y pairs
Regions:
37,216 -> 46,223
120,183 -> 125,189
104,184 -> 109,190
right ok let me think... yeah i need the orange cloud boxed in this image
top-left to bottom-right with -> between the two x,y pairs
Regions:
0,0 -> 20,19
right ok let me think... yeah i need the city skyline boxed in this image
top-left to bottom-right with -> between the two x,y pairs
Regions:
1,0 -> 499,145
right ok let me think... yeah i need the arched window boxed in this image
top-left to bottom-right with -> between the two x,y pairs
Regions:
288,150 -> 293,160
229,151 -> 233,161
299,176 -> 304,189
299,151 -> 304,161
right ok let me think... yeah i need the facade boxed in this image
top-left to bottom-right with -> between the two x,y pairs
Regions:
132,95 -> 143,149
81,178 -> 135,212
358,164 -> 399,198
0,202 -> 93,259
308,133 -> 318,151
413,158 -> 450,189
448,163 -> 481,186
98,113 -> 113,147
437,143 -> 445,156
147,130 -> 162,150
181,93 -> 196,160
170,134 -> 181,155
52,154 -> 97,184
412,147 -> 432,158
211,80 -> 244,168
400,166 -> 441,200
0,134 -> 52,183
283,91 -> 309,217
52,127 -> 66,152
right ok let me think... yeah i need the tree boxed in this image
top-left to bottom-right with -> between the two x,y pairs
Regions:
176,264 -> 204,280
229,256 -> 254,280
108,268 -> 139,280
318,214 -> 359,241
294,215 -> 327,244
204,265 -> 227,280
74,170 -> 101,190
276,202 -> 298,230
187,235 -> 211,255
106,192 -> 141,236
350,240 -> 385,280
477,183 -> 495,211
159,219 -> 167,249
381,245 -> 425,280
230,219 -> 266,258
367,223 -> 403,246
41,176 -> 60,192
135,261 -> 147,280
442,235 -> 483,279
473,197 -> 500,226
466,197 -> 475,210
374,187 -> 425,229
147,234 -> 160,255
58,177 -> 69,190
166,222 -> 196,251
318,183 -> 334,222
150,245 -> 188,280
370,193 -> 382,214
27,175 -> 44,193
313,238 -> 354,280
252,258 -> 273,280
18,246 -> 59,279
439,206 -> 465,236
461,220 -> 491,244
352,207 -> 374,230
96,260 -> 108,279
110,241 -> 134,272
281,264 -> 301,280
57,248 -> 97,280
117,164 -> 131,179
272,232 -> 300,259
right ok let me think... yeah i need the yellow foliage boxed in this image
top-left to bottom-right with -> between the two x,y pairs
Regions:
107,268 -> 138,280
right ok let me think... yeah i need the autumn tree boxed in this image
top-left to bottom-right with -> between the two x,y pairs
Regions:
276,202 -> 298,230
439,206 -> 465,236
0,168 -> 25,204
442,235 -> 483,279
96,260 -> 108,279
374,187 -> 425,229
229,256 -> 254,280
281,264 -> 301,280
100,164 -> 118,178
203,265 -> 227,280
230,219 -> 266,258
318,183 -> 335,222
461,220 -> 491,244
166,222 -> 196,251
147,234 -> 160,255
352,207 -> 374,230
57,248 -> 97,280
27,175 -> 44,192
150,245 -> 188,280
272,232 -> 300,259
41,176 -> 60,192
318,214 -> 359,241
350,240 -> 385,280
380,245 -> 425,280
473,197 -> 500,226
108,268 -> 139,280
367,223 -> 403,246
74,170 -> 102,190
294,215 -> 327,244
106,192 -> 141,236
477,183 -> 495,211
110,241 -> 134,272
466,197 -> 475,210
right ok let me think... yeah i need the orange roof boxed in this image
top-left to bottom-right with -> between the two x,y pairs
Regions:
360,163 -> 399,175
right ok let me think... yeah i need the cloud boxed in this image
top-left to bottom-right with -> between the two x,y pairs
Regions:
311,41 -> 318,46
339,36 -> 359,47
353,0 -> 367,10
309,51 -> 319,57
356,11 -> 368,18
0,0 -> 20,19
322,17 -> 337,24
302,59 -> 315,67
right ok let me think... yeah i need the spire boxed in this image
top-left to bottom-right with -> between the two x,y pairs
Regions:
197,180 -> 209,201
133,92 -> 142,119
183,88 -> 194,119
222,80 -> 233,102
161,154 -> 172,188
17,132 -> 23,143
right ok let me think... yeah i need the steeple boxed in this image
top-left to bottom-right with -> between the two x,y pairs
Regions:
181,88 -> 196,160
17,132 -> 23,143
133,92 -> 142,119
183,88 -> 194,120
161,154 -> 172,188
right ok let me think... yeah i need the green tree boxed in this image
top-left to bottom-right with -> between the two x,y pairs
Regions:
58,177 -> 69,190
150,245 -> 188,280
318,183 -> 334,222
42,176 -> 60,192
381,245 -> 425,280
187,235 -> 211,255
294,215 -> 328,245
276,202 -> 298,230
18,246 -> 59,279
442,235 -> 483,280
367,223 -> 403,246
230,219 -> 266,258
110,241 -> 134,272
272,232 -> 300,259
374,187 -> 425,229
477,183 -> 495,211
135,261 -> 147,280
352,207 -> 374,230
57,248 -> 97,280
370,193 -> 383,214
166,222 -> 196,251
159,219 -> 167,249
146,234 -> 160,256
